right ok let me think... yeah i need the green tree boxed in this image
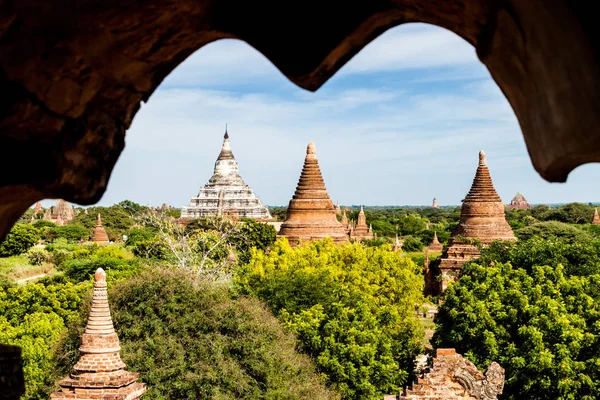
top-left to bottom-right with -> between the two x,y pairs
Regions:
54,268 -> 339,400
231,219 -> 277,263
43,225 -> 90,242
237,239 -> 424,400
433,261 -> 600,400
517,221 -> 593,243
0,224 -> 40,257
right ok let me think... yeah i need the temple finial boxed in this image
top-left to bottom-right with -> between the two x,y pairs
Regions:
224,123 -> 229,139
307,141 -> 316,155
479,150 -> 487,166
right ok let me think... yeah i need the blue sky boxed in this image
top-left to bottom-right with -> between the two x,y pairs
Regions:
81,23 -> 599,208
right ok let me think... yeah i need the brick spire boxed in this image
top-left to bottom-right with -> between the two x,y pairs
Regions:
51,268 -> 146,399
437,150 -> 515,293
351,205 -> 373,241
277,142 -> 349,245
392,235 -> 402,252
427,231 -> 443,252
593,208 -> 600,224
92,214 -> 109,244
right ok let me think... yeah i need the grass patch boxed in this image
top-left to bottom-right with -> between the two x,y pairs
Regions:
0,255 -> 55,281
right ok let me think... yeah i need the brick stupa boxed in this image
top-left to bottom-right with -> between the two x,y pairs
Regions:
593,208 -> 600,225
395,349 -> 504,400
51,268 -> 146,400
277,142 -> 349,246
427,231 -> 443,252
350,205 -> 374,241
92,214 -> 109,244
437,151 -> 515,292
51,199 -> 75,223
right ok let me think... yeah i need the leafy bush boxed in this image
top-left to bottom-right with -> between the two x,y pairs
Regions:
27,248 -> 50,266
517,221 -> 592,243
433,261 -> 600,400
32,220 -> 56,229
237,239 -> 424,400
125,227 -> 157,247
55,268 -> 339,400
0,280 -> 89,399
131,239 -> 169,260
61,257 -> 142,283
231,219 -> 276,264
479,236 -> 600,277
43,225 -> 89,242
0,224 -> 40,257
401,235 -> 424,252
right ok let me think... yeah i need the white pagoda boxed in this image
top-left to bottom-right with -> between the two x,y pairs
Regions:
181,129 -> 272,220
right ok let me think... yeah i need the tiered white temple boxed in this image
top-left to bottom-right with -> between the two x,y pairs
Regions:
181,130 -> 272,220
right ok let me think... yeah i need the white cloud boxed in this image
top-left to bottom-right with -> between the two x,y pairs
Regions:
95,24 -> 600,208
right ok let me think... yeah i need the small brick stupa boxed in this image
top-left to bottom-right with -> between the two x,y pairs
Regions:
437,151 -> 515,292
432,198 -> 440,209
92,214 -> 109,244
593,208 -> 600,225
278,142 -> 349,246
427,231 -> 443,252
51,268 -> 146,400
350,205 -> 374,241
397,349 -> 504,399
33,201 -> 43,215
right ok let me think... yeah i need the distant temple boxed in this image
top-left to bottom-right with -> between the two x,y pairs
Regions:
436,151 -> 516,292
593,208 -> 600,224
181,129 -> 272,220
393,349 -> 504,400
42,199 -> 75,225
349,205 -> 374,241
432,198 -> 440,209
277,142 -> 349,245
92,214 -> 109,244
51,268 -> 146,399
507,192 -> 531,210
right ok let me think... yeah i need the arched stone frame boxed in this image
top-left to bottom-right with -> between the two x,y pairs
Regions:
1,0 -> 599,240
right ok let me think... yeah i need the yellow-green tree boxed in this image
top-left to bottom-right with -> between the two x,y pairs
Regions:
236,238 -> 425,400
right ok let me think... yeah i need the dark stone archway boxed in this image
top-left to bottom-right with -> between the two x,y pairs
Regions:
1,0 -> 599,239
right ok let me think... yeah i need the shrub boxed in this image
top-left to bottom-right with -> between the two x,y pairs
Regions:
517,221 -> 592,243
54,268 -> 339,400
44,225 -> 90,242
27,248 -> 50,266
124,227 -> 157,247
61,257 -> 142,283
32,220 -> 56,229
237,238 -> 424,400
401,235 -> 424,252
433,261 -> 600,400
0,224 -> 40,257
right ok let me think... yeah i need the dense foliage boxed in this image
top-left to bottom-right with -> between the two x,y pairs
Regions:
55,268 -> 338,400
0,224 -> 39,257
237,239 -> 425,400
0,279 -> 89,399
433,235 -> 600,400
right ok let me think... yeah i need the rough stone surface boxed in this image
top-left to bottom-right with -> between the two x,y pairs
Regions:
51,268 -> 146,399
398,348 -> 504,399
437,151 -> 515,292
91,214 -> 109,244
278,142 -> 349,246
506,193 -> 531,210
0,0 -> 599,241
181,130 -> 271,220
42,199 -> 75,225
